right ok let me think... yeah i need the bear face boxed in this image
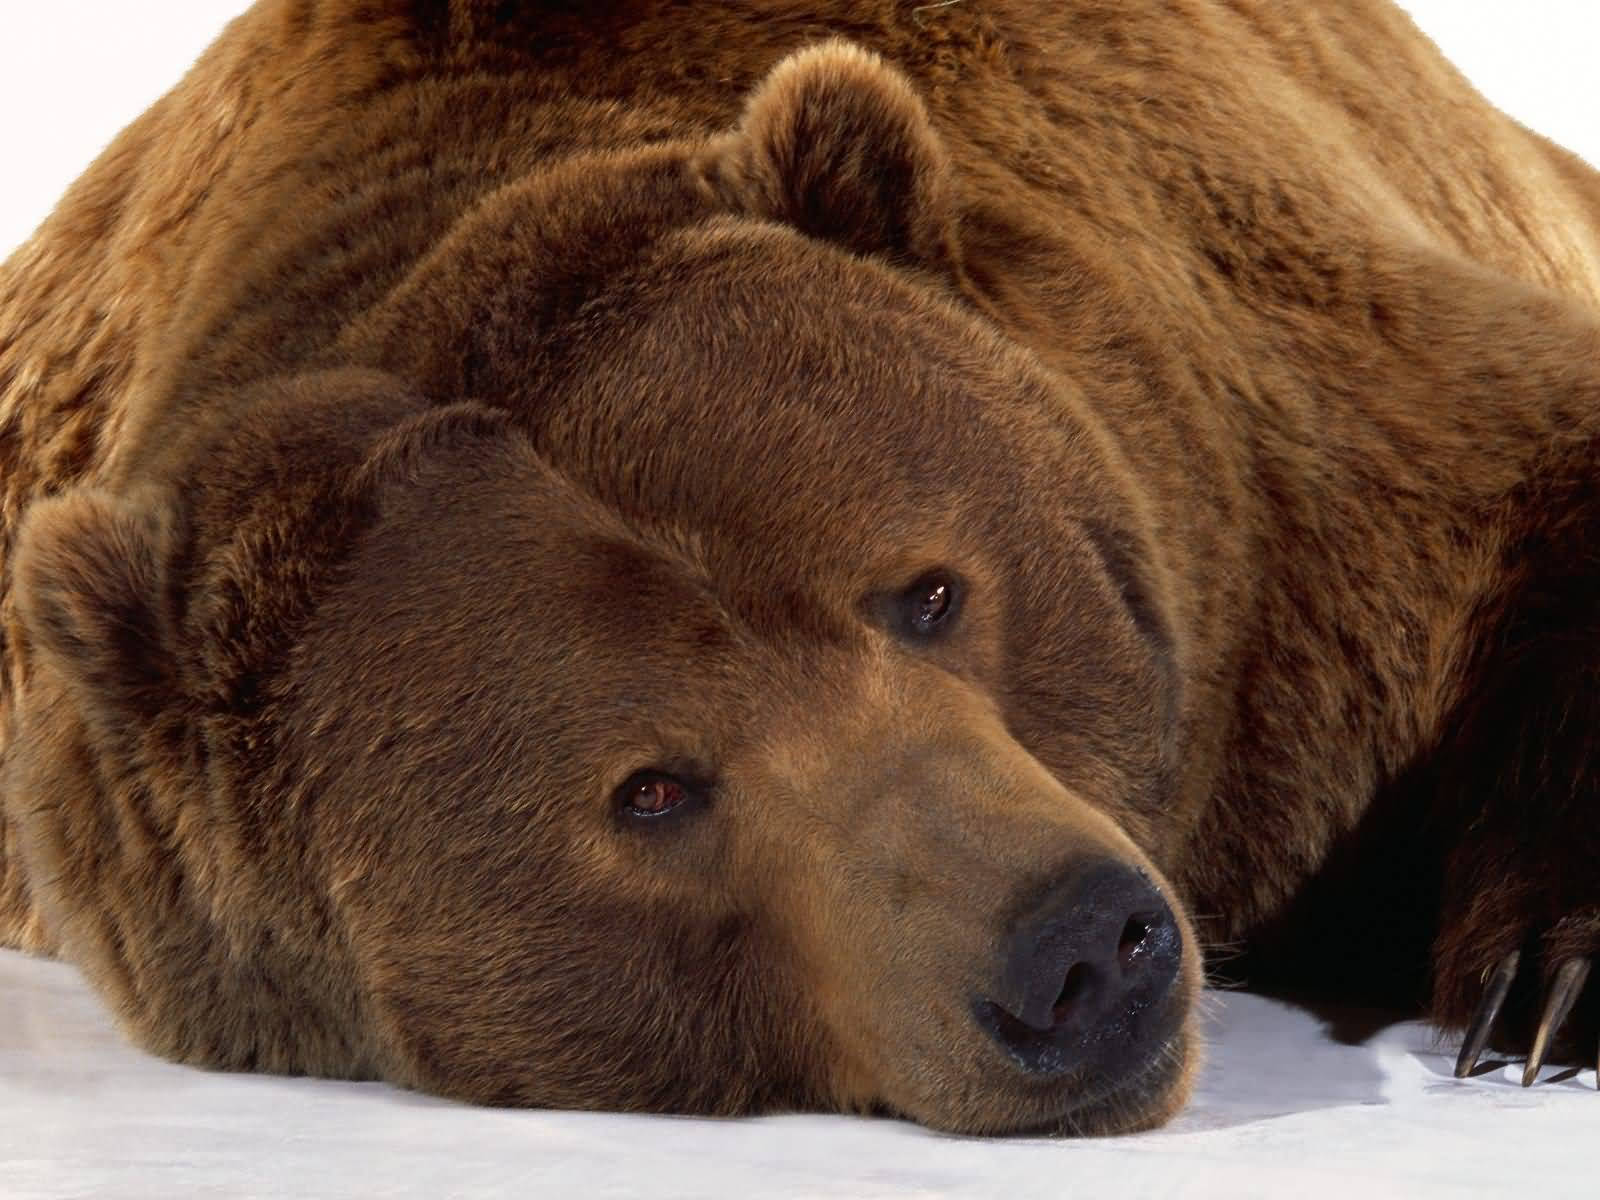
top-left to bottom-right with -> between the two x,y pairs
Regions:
294,249 -> 1201,1132
6,43 -> 1204,1134
292,401 -> 1196,1132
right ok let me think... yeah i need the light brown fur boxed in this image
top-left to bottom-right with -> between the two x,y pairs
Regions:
2,0 -> 1599,1134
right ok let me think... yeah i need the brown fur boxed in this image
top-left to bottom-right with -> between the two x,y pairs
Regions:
2,0 -> 1599,1134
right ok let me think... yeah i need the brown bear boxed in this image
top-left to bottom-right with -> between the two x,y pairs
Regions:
1,0 -> 1598,1137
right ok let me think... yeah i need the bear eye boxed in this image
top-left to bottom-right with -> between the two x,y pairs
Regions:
617,771 -> 693,820
901,571 -> 960,638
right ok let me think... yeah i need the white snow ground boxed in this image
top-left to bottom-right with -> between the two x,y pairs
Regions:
2,4 -> 1598,1198
1,950 -> 1592,1199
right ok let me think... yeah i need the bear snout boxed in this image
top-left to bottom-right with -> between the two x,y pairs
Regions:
975,858 -> 1185,1080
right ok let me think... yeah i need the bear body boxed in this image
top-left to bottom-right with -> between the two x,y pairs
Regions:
1,0 -> 1598,1134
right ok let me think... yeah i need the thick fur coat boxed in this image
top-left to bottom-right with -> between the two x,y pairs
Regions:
2,0 -> 1598,1135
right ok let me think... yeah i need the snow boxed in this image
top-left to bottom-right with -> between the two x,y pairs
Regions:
2,950 -> 1590,1199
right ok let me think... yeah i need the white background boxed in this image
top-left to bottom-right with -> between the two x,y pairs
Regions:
0,3 -> 1597,258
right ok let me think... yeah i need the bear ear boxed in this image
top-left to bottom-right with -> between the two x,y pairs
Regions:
13,490 -> 177,740
700,41 -> 961,269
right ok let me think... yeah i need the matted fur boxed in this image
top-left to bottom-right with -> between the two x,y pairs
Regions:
2,0 -> 1599,1135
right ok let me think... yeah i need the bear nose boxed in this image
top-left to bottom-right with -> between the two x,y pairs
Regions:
975,858 -> 1183,1075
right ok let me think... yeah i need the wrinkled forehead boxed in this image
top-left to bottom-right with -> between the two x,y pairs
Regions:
534,221 -> 1060,573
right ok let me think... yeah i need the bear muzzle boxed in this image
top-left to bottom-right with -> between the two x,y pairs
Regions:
756,711 -> 1202,1134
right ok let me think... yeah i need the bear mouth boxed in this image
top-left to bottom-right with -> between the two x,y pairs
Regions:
1010,1024 -> 1194,1137
973,983 -> 1181,1078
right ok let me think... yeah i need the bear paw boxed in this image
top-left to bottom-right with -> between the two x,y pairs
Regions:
1426,606 -> 1600,1088
1443,910 -> 1600,1087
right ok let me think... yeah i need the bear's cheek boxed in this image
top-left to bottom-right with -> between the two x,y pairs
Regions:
322,834 -> 825,1113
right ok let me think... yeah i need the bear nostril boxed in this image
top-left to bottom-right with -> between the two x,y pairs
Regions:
1118,914 -> 1155,969
1050,962 -> 1098,1028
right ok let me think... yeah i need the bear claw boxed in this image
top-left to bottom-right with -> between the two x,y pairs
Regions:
1452,950 -> 1596,1086
1521,958 -> 1592,1088
1452,949 -> 1520,1080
